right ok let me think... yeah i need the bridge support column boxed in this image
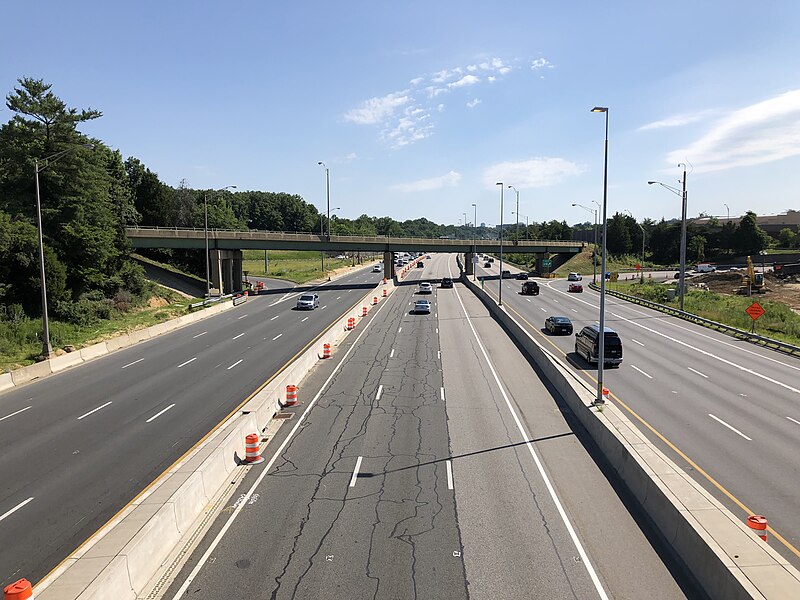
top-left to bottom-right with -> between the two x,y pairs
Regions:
464,252 -> 474,276
383,251 -> 394,279
210,250 -> 224,296
231,250 -> 243,293
210,249 -> 243,295
536,252 -> 551,276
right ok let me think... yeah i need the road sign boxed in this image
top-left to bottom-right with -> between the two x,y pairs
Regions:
746,302 -> 765,321
541,259 -> 552,267
635,263 -> 641,271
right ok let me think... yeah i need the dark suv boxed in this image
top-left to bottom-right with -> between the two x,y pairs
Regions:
574,325 -> 623,366
440,277 -> 453,288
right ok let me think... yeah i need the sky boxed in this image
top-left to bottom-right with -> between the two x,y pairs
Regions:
3,1 -> 800,228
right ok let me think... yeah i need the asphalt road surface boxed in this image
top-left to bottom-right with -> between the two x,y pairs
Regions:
0,265 -> 384,588
477,258 -> 800,570
163,254 -> 694,600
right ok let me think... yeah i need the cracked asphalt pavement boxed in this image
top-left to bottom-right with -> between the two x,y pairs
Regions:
163,254 -> 696,600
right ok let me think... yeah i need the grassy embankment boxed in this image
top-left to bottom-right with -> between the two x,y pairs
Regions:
502,247 -> 661,277
242,249 -> 378,284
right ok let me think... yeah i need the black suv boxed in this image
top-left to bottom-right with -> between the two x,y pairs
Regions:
574,325 -> 623,366
515,272 -> 529,280
440,277 -> 453,288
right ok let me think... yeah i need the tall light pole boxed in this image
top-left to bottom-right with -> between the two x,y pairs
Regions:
463,212 -> 468,242
572,203 -> 598,283
724,203 -> 730,222
525,215 -> 529,240
508,185 -> 520,240
317,161 -> 331,239
496,182 -> 504,306
204,185 -> 237,299
591,105 -> 609,406
34,144 -> 94,358
648,167 -> 688,310
472,203 -> 477,281
625,210 -> 645,281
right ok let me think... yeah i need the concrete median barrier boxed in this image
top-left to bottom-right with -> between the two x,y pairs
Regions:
10,361 -> 51,386
0,373 -> 14,392
79,342 -> 108,361
49,351 -> 84,373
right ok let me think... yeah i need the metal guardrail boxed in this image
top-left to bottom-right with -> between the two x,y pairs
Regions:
589,283 -> 800,357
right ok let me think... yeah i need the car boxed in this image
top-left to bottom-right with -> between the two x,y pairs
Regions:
372,264 -> 382,272
575,324 -> 623,365
501,270 -> 511,278
417,261 -> 424,268
419,282 -> 433,294
414,299 -> 431,314
673,272 -> 695,279
426,255 -> 431,259
440,277 -> 453,288
484,261 -> 491,268
296,293 -> 319,310
567,272 -> 582,281
489,257 -> 495,263
545,316 -> 573,335
521,281 -> 539,295
568,283 -> 583,293
516,272 -> 529,280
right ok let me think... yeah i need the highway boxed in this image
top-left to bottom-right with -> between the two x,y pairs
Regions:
476,259 -> 800,569
0,266 -> 385,588
163,253 -> 694,600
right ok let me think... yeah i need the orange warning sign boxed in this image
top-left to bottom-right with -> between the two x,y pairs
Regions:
745,302 -> 765,321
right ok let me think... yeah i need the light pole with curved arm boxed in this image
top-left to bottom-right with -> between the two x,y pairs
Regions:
472,203 -> 477,280
591,105 -> 609,406
204,185 -> 237,298
496,182 -> 504,306
317,162 -> 331,239
508,185 -> 520,240
648,167 -> 688,310
572,202 -> 598,283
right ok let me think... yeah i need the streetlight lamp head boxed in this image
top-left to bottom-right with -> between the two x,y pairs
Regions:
317,161 -> 323,166
591,106 -> 608,113
647,181 -> 657,185
495,182 -> 503,186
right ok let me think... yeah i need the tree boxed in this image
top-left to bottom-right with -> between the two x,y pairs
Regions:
605,213 -> 632,255
734,212 -> 770,255
778,227 -> 797,248
688,235 -> 706,262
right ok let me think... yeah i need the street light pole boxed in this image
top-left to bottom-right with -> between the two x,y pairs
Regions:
679,164 -> 688,311
572,203 -> 599,285
472,203 -> 477,281
591,106 -> 609,405
34,144 -> 94,358
496,182 -> 504,306
318,162 -> 331,239
508,185 -> 520,240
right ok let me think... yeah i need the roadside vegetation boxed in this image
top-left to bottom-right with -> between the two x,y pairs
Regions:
242,250 -> 378,284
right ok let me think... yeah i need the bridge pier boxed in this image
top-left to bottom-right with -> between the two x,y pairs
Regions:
464,252 -> 475,276
210,249 -> 243,295
383,251 -> 394,280
536,252 -> 550,275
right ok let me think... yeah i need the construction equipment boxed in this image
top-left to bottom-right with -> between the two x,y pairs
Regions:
774,263 -> 800,279
737,256 -> 765,295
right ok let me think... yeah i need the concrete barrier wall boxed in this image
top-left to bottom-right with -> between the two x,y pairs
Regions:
460,272 -> 800,599
35,277 -> 396,600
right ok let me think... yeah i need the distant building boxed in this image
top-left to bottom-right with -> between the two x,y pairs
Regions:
694,210 -> 800,237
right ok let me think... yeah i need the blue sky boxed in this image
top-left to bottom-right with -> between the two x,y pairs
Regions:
3,1 -> 800,227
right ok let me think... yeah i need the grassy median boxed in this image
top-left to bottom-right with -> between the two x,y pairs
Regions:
242,249 -> 379,284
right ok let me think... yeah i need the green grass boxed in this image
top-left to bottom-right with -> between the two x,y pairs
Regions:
612,279 -> 800,345
242,249 -> 379,284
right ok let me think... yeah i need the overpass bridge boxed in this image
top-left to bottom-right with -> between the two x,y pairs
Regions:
126,227 -> 584,293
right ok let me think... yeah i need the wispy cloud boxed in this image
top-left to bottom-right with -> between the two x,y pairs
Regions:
343,92 -> 411,125
392,170 -> 461,192
531,58 -> 552,70
484,158 -> 584,188
638,111 -> 711,131
466,98 -> 482,109
448,75 -> 480,89
665,90 -> 800,173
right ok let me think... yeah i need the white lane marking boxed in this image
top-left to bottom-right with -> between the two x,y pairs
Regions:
232,332 -> 245,340
526,298 -> 531,302
376,385 -> 383,401
237,314 -> 247,320
227,359 -> 244,370
446,460 -> 454,490
321,305 -> 327,310
301,317 -> 309,322
77,401 -> 113,420
390,349 -> 395,358
0,406 -> 33,422
438,350 -> 441,359
436,328 -> 439,334
708,413 -> 752,441
336,296 -> 341,300
571,309 -> 578,313
540,307 -> 547,312
440,387 -> 445,401
270,315 -> 279,321
786,416 -> 800,426
631,339 -> 645,347
688,367 -> 708,379
192,331 -> 207,339
398,327 -> 402,333
553,299 -> 559,303
146,404 -> 176,423
121,357 -> 144,369
349,456 -> 363,487
272,333 -> 283,341
0,497 -> 34,523
448,262 -> 610,600
630,365 -> 653,379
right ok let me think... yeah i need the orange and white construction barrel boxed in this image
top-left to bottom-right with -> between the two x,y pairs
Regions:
244,433 -> 264,464
285,384 -> 298,406
382,289 -> 387,297
322,343 -> 331,359
747,515 -> 768,541
3,579 -> 33,600
373,296 -> 378,305
362,307 -> 368,317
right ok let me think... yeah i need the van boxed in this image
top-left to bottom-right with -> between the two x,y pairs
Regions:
574,325 -> 623,366
695,263 -> 716,273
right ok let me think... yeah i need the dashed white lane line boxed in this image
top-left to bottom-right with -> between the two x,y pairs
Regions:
440,387 -> 445,401
786,416 -> 800,426
446,460 -> 454,490
321,305 -> 327,310
540,307 -> 547,312
631,339 -> 645,347
438,350 -> 441,359
237,314 -> 248,320
177,357 -> 197,368
272,333 -> 283,341
0,497 -> 34,523
630,365 -> 653,379
398,327 -> 402,333
270,315 -> 279,321
390,349 -> 395,358
301,317 -> 309,322
232,332 -> 245,340
146,404 -> 176,423
77,401 -> 112,420
121,358 -> 144,369
336,296 -> 342,300
571,308 -> 578,313
553,299 -> 559,303
436,328 -> 439,334
192,331 -> 207,339
349,456 -> 363,487
526,298 -> 531,302
0,406 -> 32,422
688,367 -> 709,379
376,385 -> 383,401
708,413 -> 752,441
227,359 -> 243,370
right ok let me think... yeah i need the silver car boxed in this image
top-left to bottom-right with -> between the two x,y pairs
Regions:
296,293 -> 319,310
414,300 -> 431,314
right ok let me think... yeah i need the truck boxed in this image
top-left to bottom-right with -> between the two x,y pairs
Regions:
695,263 -> 716,273
521,281 -> 540,296
774,263 -> 800,279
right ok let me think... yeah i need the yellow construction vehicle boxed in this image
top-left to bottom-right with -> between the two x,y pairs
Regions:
737,256 -> 765,295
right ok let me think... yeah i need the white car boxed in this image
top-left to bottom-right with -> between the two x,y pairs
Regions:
567,272 -> 582,281
414,300 -> 431,314
296,293 -> 319,310
418,282 -> 433,294
372,264 -> 382,272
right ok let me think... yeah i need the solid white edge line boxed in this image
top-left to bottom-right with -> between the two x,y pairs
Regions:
169,282 -> 393,599
0,406 -> 33,422
787,416 -> 800,426
708,413 -> 752,441
192,331 -> 207,339
376,384 -> 383,401
448,261 -> 609,600
687,367 -> 709,379
349,456 -> 364,487
630,365 -> 653,379
121,358 -> 144,369
77,401 -> 113,420
146,403 -> 176,423
446,460 -> 454,490
0,497 -> 34,523
176,357 -> 197,368
227,359 -> 243,370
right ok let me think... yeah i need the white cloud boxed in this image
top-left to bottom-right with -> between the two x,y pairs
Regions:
448,75 -> 480,89
467,64 -> 478,72
466,98 -> 482,109
487,76 -> 496,83
345,152 -> 357,161
531,58 -> 551,70
343,92 -> 411,125
392,170 -> 461,192
409,77 -> 424,86
638,111 -> 711,131
666,90 -> 800,173
484,158 -> 584,188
